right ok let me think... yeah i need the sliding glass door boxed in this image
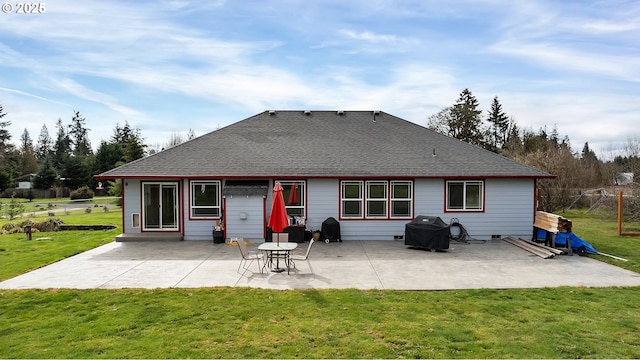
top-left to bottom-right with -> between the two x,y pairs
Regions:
142,182 -> 179,231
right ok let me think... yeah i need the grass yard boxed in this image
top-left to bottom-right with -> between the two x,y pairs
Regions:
0,209 -> 121,281
0,207 -> 639,358
1,287 -> 639,358
563,208 -> 640,274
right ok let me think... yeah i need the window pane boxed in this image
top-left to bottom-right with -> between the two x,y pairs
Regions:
465,183 -> 482,209
368,182 -> 386,198
343,200 -> 362,217
392,201 -> 410,217
287,208 -> 304,217
448,182 -> 464,209
194,184 -> 218,206
284,182 -> 303,206
193,208 -> 220,217
392,183 -> 410,198
343,183 -> 362,198
367,200 -> 386,217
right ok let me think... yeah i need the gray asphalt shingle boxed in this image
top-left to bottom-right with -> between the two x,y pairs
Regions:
97,110 -> 551,179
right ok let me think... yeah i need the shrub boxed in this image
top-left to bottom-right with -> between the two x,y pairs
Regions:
7,194 -> 25,220
0,219 -> 65,233
34,218 -> 63,232
69,186 -> 95,200
2,223 -> 18,232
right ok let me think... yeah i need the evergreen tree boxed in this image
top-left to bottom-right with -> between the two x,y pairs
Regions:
19,128 -> 38,175
449,88 -> 485,147
94,140 -> 124,174
62,155 -> 92,189
111,121 -> 146,162
0,103 -> 14,191
486,96 -> 509,152
33,157 -> 58,190
68,111 -> 92,156
111,121 -> 132,144
0,102 -> 13,165
503,119 -> 523,155
53,117 -> 71,172
581,142 -> 597,163
36,124 -> 53,160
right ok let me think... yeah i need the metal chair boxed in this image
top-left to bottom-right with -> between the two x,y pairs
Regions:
289,239 -> 315,274
236,239 -> 264,275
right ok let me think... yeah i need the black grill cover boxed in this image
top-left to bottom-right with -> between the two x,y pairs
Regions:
404,216 -> 450,250
321,217 -> 341,242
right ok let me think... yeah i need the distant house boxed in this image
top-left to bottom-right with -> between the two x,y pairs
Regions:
615,173 -> 634,186
15,174 -> 36,189
96,110 -> 552,242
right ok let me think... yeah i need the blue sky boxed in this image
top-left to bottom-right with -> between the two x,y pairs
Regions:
1,0 -> 638,158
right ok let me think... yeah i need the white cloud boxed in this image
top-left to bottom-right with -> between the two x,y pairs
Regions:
340,30 -> 399,43
51,78 -> 140,116
0,87 -> 72,107
1,0 -> 638,160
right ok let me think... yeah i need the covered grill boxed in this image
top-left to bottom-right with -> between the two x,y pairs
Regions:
404,215 -> 450,250
321,217 -> 342,243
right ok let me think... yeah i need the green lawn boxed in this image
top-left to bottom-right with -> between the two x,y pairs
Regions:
563,208 -> 640,274
0,207 -> 639,358
0,209 -> 121,281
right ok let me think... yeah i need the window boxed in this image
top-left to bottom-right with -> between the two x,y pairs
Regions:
366,181 -> 387,218
341,180 -> 413,219
391,181 -> 412,217
341,181 -> 363,218
446,180 -> 483,211
277,180 -> 306,217
190,181 -> 221,219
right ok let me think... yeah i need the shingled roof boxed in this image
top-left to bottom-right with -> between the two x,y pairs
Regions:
96,110 -> 551,179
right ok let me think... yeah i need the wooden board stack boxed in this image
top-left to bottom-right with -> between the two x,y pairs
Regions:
533,211 -> 572,234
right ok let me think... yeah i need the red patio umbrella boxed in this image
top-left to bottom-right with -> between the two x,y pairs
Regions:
268,182 -> 290,244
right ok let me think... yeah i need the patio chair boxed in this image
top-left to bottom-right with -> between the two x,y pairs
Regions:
236,239 -> 264,275
289,239 -> 315,274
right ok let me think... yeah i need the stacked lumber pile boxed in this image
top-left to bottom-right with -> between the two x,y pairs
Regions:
533,211 -> 572,233
504,236 -> 564,259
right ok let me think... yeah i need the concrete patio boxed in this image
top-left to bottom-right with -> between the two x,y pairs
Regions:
1,239 -> 639,290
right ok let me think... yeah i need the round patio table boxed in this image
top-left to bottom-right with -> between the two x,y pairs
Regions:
258,242 -> 298,273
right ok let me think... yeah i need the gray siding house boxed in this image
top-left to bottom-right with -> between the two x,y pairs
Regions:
96,110 -> 552,242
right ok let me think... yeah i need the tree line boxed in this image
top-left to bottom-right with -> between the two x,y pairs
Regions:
2,95 -> 639,212
428,88 -> 639,212
0,104 -> 147,196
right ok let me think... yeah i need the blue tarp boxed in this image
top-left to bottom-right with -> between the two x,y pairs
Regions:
537,230 -> 598,254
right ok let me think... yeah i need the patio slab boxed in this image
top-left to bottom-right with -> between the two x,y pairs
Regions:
1,239 -> 639,290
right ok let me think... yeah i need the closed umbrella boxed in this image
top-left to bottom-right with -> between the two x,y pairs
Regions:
268,182 -> 290,242
268,182 -> 290,273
